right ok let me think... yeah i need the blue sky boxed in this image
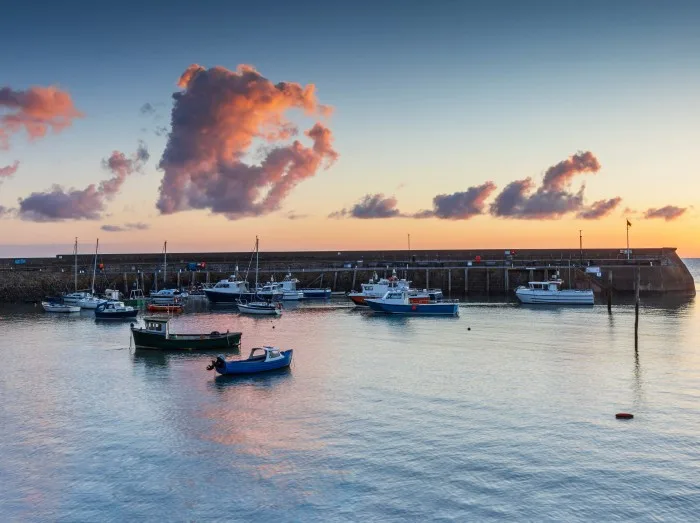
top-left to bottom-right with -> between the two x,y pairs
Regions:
1,0 -> 699,255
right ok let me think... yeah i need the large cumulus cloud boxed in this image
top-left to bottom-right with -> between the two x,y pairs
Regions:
156,64 -> 337,220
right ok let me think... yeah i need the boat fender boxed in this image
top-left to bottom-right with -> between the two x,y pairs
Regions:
616,413 -> 634,420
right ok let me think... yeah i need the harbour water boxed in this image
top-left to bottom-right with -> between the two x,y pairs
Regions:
1,262 -> 699,521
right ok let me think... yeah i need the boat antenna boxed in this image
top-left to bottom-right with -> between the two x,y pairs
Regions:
163,241 -> 167,287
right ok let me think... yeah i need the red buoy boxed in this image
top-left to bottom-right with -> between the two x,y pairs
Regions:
615,413 -> 634,420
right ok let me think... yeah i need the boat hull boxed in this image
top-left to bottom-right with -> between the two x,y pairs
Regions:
95,309 -> 139,320
515,289 -> 594,305
79,298 -> 108,309
147,304 -> 184,313
301,288 -> 332,299
205,289 -> 278,303
42,302 -> 80,313
214,350 -> 293,375
237,303 -> 281,315
365,300 -> 459,316
131,328 -> 242,350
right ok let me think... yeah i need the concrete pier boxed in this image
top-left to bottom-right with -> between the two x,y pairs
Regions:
0,247 -> 694,302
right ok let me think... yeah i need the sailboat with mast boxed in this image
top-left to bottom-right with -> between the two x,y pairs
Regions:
236,236 -> 282,315
79,239 -> 108,309
62,237 -> 91,305
149,241 -> 188,305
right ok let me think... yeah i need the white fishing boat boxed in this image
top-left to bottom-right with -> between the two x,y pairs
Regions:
259,273 -> 303,301
515,279 -> 594,305
42,301 -> 80,313
236,237 -> 282,316
204,267 -> 256,304
348,270 -> 443,306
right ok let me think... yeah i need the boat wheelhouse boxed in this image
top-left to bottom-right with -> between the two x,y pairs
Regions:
204,269 -> 256,304
259,273 -> 303,300
150,288 -> 188,305
95,301 -> 138,320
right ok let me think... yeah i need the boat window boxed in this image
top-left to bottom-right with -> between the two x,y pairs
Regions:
269,350 -> 281,359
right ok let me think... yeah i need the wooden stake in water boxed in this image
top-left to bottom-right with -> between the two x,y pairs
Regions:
635,267 -> 640,349
607,270 -> 613,313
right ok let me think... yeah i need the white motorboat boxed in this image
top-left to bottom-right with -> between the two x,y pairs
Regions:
42,301 -> 80,313
236,300 -> 282,315
259,273 -> 303,301
78,295 -> 108,309
205,267 -> 256,304
515,279 -> 594,305
348,270 -> 443,306
62,291 -> 91,305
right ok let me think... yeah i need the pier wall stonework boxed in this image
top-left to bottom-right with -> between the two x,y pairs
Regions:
0,248 -> 694,302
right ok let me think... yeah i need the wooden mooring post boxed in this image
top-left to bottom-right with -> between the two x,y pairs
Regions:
351,267 -> 357,291
607,270 -> 613,313
486,269 -> 490,296
634,268 -> 640,349
123,273 -> 128,294
504,268 -> 509,292
177,270 -> 181,289
464,268 -> 469,295
426,269 -> 430,289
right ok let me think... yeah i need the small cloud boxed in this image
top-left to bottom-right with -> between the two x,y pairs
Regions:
330,193 -> 401,219
285,210 -> 308,220
101,222 -> 150,232
643,205 -> 686,221
577,197 -> 622,220
0,161 -> 19,178
415,181 -> 497,220
154,126 -> 168,137
140,102 -> 156,115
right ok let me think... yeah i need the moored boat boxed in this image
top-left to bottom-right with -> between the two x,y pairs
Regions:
147,303 -> 184,313
237,300 -> 282,315
130,317 -> 242,350
258,273 -> 303,300
515,279 -> 594,305
42,301 -> 81,313
79,295 -> 108,309
301,288 -> 332,299
95,301 -> 138,320
207,347 -> 293,375
204,268 -> 257,304
150,288 -> 188,305
365,290 -> 459,316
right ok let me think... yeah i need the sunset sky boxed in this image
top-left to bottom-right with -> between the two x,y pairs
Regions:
1,0 -> 698,257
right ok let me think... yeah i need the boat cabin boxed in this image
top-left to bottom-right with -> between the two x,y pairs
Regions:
527,280 -> 562,292
248,347 -> 285,362
142,317 -> 170,336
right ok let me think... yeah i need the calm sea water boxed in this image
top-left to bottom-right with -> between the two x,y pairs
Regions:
1,262 -> 699,522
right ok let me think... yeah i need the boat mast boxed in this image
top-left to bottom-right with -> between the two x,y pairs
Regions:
255,236 -> 259,294
163,241 -> 167,287
74,237 -> 78,292
91,238 -> 99,295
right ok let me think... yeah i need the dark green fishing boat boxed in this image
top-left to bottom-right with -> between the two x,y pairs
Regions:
130,317 -> 241,350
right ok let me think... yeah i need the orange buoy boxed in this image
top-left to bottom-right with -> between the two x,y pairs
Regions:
615,413 -> 634,420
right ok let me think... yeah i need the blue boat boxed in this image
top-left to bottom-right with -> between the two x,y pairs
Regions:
207,347 -> 293,375
301,288 -> 332,299
365,290 -> 459,316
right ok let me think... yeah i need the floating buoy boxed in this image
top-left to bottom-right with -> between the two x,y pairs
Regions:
467,327 -> 471,331
615,413 -> 634,420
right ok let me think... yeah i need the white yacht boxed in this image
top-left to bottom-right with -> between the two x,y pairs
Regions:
515,279 -> 594,305
150,288 -> 188,305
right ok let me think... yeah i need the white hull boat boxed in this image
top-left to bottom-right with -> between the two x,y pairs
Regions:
237,300 -> 282,315
515,279 -> 594,305
42,302 -> 81,313
78,296 -> 108,309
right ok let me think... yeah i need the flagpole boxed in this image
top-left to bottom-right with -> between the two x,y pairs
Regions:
626,220 -> 630,260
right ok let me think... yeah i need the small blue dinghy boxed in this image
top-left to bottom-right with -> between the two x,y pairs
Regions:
207,346 -> 293,375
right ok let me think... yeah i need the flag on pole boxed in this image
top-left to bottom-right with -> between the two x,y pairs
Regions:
627,219 -> 632,228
